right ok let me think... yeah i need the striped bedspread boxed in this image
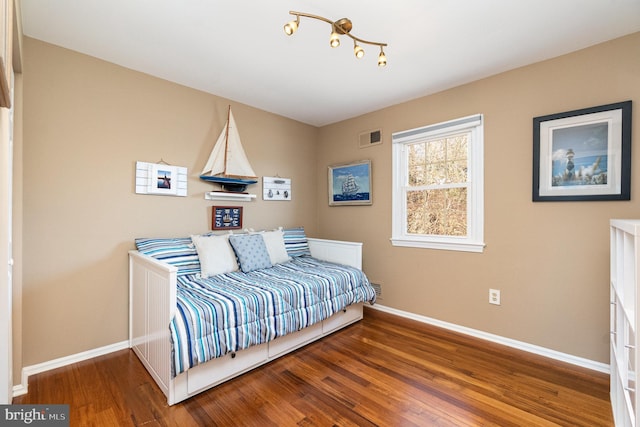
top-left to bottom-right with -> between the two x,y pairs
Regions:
170,257 -> 376,376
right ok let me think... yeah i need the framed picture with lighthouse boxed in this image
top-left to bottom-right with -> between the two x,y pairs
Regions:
532,101 -> 631,201
328,160 -> 372,206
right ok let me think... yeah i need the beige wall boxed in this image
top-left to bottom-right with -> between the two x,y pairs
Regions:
317,32 -> 640,363
20,37 -> 319,367
17,32 -> 639,375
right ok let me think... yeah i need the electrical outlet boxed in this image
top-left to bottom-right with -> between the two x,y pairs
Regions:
489,289 -> 501,305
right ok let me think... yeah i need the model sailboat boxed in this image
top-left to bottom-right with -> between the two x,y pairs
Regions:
199,106 -> 258,192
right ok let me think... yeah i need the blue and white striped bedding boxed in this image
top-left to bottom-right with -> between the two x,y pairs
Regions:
169,256 -> 376,376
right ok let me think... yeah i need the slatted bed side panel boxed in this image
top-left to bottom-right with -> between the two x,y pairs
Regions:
129,250 -> 177,399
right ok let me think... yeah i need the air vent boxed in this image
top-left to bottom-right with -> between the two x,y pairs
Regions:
370,282 -> 382,297
358,129 -> 382,149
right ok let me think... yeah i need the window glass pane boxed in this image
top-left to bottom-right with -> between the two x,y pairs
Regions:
408,134 -> 469,187
406,188 -> 467,236
426,162 -> 446,185
446,135 -> 468,160
427,139 -> 446,162
409,143 -> 426,163
408,165 -> 425,186
408,143 -> 425,185
447,159 -> 468,183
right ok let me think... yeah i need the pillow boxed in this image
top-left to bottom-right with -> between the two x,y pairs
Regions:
135,237 -> 200,275
282,227 -> 311,257
191,234 -> 239,277
254,229 -> 291,265
228,234 -> 273,273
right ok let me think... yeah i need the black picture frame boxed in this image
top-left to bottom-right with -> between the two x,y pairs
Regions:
212,206 -> 243,230
532,100 -> 632,201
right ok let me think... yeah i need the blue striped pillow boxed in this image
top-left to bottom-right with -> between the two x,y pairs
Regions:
135,237 -> 200,275
282,227 -> 311,257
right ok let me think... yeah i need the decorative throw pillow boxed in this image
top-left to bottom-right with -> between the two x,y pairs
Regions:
257,229 -> 291,264
229,234 -> 273,273
135,237 -> 200,275
191,234 -> 239,277
282,227 -> 312,257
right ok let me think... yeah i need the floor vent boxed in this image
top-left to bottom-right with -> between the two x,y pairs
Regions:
371,283 -> 382,297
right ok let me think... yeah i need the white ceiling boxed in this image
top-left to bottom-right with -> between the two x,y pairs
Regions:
20,0 -> 640,127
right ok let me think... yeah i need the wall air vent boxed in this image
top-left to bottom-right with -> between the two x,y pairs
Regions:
358,128 -> 382,149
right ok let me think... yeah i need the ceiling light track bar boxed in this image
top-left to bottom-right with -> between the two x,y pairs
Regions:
284,10 -> 388,67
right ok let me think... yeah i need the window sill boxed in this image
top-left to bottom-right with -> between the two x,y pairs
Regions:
390,237 -> 485,253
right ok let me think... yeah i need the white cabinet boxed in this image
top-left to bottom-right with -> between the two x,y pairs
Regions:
610,219 -> 640,426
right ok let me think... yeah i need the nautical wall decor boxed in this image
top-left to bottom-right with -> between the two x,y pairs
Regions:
328,160 -> 372,206
135,161 -> 187,197
263,176 -> 291,201
212,206 -> 243,230
532,100 -> 631,201
200,106 -> 258,194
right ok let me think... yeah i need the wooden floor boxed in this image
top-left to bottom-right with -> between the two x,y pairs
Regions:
14,307 -> 613,426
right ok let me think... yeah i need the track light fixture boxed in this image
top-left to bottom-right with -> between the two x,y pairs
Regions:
283,15 -> 299,35
283,11 -> 388,67
353,41 -> 364,59
378,47 -> 387,67
329,26 -> 341,48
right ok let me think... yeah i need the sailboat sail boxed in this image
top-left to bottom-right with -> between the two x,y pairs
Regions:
200,107 -> 258,192
201,108 -> 257,179
342,174 -> 359,196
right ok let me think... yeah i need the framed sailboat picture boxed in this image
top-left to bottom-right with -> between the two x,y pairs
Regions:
328,160 -> 372,206
212,206 -> 243,230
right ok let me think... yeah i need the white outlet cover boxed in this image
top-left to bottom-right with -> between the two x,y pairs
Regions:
489,289 -> 501,305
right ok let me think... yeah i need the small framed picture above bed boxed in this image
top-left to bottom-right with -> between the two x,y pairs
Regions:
212,206 -> 243,230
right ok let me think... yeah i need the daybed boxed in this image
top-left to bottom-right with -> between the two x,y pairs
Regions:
129,227 -> 376,405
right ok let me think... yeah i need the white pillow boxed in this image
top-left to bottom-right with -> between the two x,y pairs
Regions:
191,234 -> 239,277
259,229 -> 291,264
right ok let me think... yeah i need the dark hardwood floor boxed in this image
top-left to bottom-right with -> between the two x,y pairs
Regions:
14,307 -> 613,426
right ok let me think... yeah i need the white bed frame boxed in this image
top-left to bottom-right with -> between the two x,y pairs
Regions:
129,237 -> 365,405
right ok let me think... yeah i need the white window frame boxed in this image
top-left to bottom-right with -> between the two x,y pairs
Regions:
391,114 -> 485,253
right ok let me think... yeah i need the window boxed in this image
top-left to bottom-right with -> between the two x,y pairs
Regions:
391,114 -> 485,252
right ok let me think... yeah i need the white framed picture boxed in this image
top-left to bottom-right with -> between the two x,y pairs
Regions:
148,163 -> 179,195
135,161 -> 187,197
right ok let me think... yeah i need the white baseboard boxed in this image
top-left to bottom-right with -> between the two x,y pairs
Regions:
12,304 -> 610,398
367,304 -> 610,374
12,340 -> 129,398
